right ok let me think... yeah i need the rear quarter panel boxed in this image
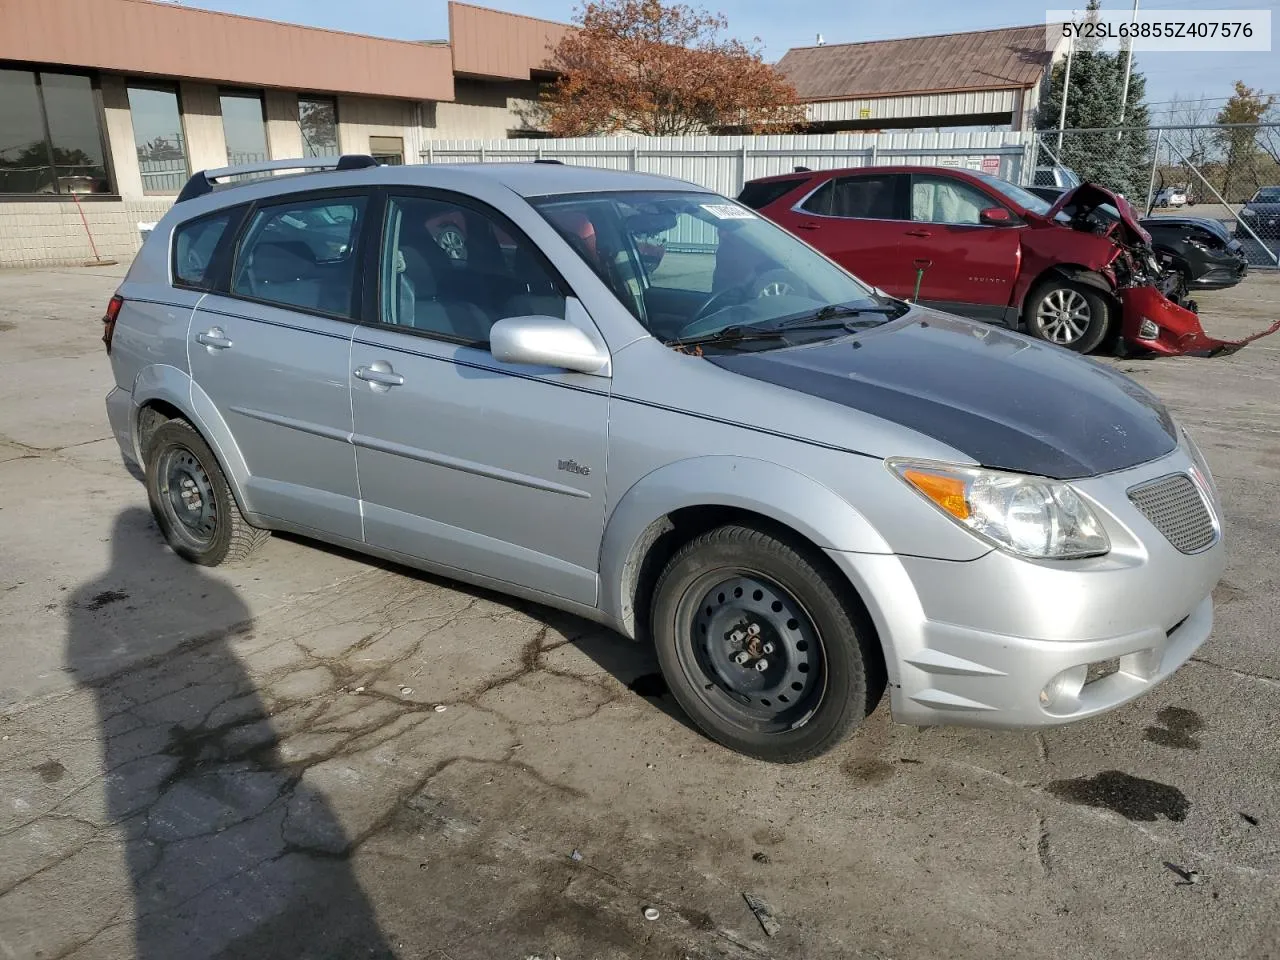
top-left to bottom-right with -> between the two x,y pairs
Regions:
111,210 -> 203,393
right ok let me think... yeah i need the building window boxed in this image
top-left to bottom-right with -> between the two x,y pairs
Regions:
0,68 -> 110,196
299,96 -> 338,158
220,91 -> 269,167
127,85 -> 188,195
369,136 -> 404,166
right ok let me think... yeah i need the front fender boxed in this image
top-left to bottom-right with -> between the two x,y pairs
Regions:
598,456 -> 893,636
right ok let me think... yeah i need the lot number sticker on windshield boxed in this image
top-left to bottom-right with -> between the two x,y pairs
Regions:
700,203 -> 756,220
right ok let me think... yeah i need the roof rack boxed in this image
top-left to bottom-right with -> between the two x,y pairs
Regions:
175,154 -> 379,203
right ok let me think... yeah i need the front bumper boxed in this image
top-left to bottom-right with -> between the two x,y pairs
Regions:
1120,285 -> 1280,357
1191,259 -> 1248,289
828,447 -> 1225,728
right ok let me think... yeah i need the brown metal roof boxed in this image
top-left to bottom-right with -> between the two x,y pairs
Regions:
448,1 -> 571,81
778,25 -> 1053,101
2,0 -> 455,101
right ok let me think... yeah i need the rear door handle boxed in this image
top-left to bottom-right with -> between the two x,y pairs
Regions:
794,222 -> 821,231
904,229 -> 932,238
354,364 -> 405,387
196,327 -> 233,350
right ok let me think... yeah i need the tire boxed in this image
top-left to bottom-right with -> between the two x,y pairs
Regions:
1023,279 -> 1111,354
144,419 -> 269,566
649,524 -> 883,763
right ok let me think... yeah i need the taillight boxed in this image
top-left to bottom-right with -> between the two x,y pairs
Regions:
102,294 -> 123,354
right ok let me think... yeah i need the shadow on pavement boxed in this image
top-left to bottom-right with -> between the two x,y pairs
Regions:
67,509 -> 395,959
272,529 -> 699,733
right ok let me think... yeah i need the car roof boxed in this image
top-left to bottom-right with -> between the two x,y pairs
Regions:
187,161 -> 710,209
746,165 -> 993,185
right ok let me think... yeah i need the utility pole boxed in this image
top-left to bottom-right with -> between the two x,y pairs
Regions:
1117,0 -> 1140,125
1056,34 -> 1074,154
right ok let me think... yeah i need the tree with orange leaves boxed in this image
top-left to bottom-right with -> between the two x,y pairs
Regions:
539,0 -> 805,137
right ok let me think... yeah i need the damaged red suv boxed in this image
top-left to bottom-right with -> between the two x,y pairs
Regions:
740,166 -> 1188,354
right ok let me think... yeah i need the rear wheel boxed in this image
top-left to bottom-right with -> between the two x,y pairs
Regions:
1023,280 -> 1111,354
650,524 -> 882,763
145,419 -> 269,566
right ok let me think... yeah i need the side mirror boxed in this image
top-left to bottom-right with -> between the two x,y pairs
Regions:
489,314 -> 610,375
980,207 -> 1013,225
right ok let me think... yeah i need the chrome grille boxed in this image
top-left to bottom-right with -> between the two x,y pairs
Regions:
1127,473 -> 1217,554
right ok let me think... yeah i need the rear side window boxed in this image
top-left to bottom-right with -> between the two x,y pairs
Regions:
173,212 -> 233,289
803,175 -> 902,219
230,196 -> 366,319
737,179 -> 806,210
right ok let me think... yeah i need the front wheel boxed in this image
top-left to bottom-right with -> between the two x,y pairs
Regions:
650,524 -> 883,763
1023,280 -> 1112,354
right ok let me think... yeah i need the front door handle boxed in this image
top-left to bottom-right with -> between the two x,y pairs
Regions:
794,222 -> 821,231
904,229 -> 933,238
354,364 -> 405,388
196,327 -> 233,350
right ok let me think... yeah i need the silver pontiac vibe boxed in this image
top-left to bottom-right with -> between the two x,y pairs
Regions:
103,156 -> 1225,762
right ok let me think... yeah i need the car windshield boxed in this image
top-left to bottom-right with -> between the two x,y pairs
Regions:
968,171 -> 1056,216
1253,187 -> 1280,202
531,190 -> 903,346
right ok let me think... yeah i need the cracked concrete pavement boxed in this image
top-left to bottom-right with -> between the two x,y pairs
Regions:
1,264 -> 1278,959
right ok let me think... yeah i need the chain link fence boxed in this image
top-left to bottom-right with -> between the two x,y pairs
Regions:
1028,124 -> 1280,268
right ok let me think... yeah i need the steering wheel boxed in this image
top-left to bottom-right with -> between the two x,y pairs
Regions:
691,285 -> 746,325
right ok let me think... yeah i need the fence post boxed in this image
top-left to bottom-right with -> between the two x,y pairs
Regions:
479,145 -> 486,164
1144,128 -> 1163,215
426,146 -> 434,165
739,145 -> 748,192
632,146 -> 640,171
537,145 -> 543,161
868,143 -> 879,168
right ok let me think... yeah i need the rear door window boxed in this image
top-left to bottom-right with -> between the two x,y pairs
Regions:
230,195 -> 367,318
801,174 -> 903,219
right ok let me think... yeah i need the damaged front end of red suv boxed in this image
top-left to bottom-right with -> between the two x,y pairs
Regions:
1053,184 -> 1278,357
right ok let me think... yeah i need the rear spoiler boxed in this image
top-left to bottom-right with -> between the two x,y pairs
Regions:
175,154 -> 379,202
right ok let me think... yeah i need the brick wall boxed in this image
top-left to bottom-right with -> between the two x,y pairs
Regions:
0,200 -> 174,267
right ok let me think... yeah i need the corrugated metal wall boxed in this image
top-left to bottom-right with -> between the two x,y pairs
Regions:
420,131 -> 1035,196
805,90 -> 1018,125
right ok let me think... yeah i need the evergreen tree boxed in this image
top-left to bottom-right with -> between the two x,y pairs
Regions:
1037,0 -> 1151,197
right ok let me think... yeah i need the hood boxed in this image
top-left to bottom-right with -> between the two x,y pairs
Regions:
1048,183 -> 1151,245
707,310 -> 1177,480
1244,199 -> 1280,214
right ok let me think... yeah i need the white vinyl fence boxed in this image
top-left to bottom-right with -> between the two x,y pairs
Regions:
420,131 -> 1036,198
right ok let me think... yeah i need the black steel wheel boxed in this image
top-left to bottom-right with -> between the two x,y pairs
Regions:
650,524 -> 883,762
145,419 -> 269,566
681,573 -> 825,732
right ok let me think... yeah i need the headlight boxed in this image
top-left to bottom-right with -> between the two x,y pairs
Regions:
1240,208 -> 1256,217
889,459 -> 1110,559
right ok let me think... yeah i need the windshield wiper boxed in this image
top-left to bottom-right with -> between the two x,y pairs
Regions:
669,303 -> 902,351
668,324 -> 789,349
774,303 -> 900,329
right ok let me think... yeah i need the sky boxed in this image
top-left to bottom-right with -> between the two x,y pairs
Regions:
179,0 -> 1279,121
